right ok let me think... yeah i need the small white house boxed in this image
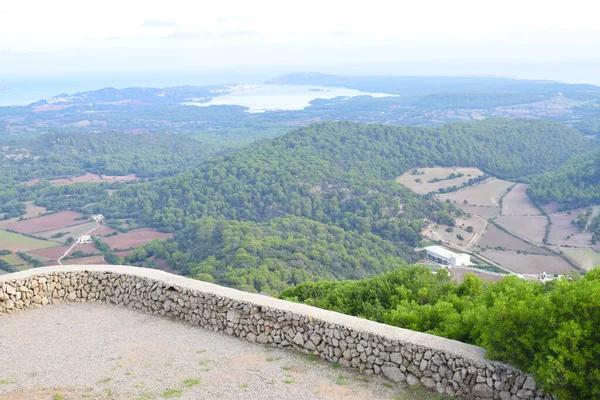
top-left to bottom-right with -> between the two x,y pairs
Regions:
423,246 -> 470,266
76,235 -> 92,244
92,214 -> 104,221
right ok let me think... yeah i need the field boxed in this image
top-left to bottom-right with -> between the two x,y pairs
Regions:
438,178 -> 514,207
37,221 -> 97,243
481,250 -> 575,275
93,224 -> 118,236
560,247 -> 600,271
450,267 -> 505,283
501,184 -> 541,216
547,209 -> 595,247
457,204 -> 500,218
477,224 -> 531,251
0,253 -> 32,270
395,167 -> 485,195
426,215 -> 487,249
0,230 -> 60,252
0,201 -> 47,227
495,215 -> 547,245
102,228 -> 172,250
28,245 -> 70,260
1,211 -> 87,234
62,255 -> 107,265
48,173 -> 138,186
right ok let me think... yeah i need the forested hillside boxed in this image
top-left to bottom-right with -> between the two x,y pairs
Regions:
123,216 -> 419,293
99,119 -> 588,242
528,148 -> 600,209
280,267 -> 600,400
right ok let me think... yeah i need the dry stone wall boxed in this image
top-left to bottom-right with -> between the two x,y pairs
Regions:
0,266 -> 552,400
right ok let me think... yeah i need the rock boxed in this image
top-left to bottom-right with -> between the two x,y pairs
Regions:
472,383 -> 494,398
420,377 -> 436,388
292,332 -> 304,346
32,295 -> 42,304
522,376 -> 536,391
226,309 -> 241,324
256,333 -> 268,344
381,365 -> 406,382
310,333 -> 322,346
390,352 -> 402,365
2,299 -> 14,309
66,292 -> 77,301
406,374 -> 420,386
6,285 -> 16,295
246,333 -> 256,342
499,391 -> 511,400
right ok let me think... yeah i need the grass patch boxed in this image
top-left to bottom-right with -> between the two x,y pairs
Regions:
265,356 -> 281,362
306,354 -> 319,362
0,379 -> 15,385
281,365 -> 293,371
198,359 -> 215,372
331,362 -> 341,369
383,381 -> 394,388
240,382 -> 248,390
162,388 -> 184,398
52,395 -> 65,400
98,377 -> 112,384
196,349 -> 207,354
183,378 -> 200,388
283,376 -> 295,384
335,374 -> 346,386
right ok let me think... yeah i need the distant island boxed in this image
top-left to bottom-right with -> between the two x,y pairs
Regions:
0,85 -> 7,91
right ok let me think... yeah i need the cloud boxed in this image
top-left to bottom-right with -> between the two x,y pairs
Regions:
140,20 -> 181,28
162,30 -> 259,40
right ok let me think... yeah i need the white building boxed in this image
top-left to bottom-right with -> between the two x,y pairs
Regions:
76,235 -> 92,244
423,246 -> 470,266
92,214 -> 104,221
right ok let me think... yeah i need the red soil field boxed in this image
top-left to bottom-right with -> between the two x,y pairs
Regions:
3,211 -> 86,234
103,228 -> 172,250
28,246 -> 70,260
63,256 -> 108,265
115,250 -> 132,258
94,224 -> 118,236
68,243 -> 99,256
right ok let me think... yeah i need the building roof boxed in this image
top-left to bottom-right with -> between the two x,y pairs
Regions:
424,246 -> 460,259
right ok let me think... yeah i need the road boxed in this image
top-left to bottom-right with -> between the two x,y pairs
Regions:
57,219 -> 100,265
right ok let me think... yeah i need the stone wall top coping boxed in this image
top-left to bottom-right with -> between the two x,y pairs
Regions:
1,265 -> 489,363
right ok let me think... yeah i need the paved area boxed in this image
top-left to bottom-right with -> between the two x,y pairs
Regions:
0,303 -> 447,400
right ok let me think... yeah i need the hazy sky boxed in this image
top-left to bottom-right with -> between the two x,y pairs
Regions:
1,0 -> 599,82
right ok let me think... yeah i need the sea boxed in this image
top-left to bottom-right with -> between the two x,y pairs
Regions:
0,71 -> 281,107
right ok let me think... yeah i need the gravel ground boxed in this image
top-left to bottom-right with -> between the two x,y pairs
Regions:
0,303 -> 448,400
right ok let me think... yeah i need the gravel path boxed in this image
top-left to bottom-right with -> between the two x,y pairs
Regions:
0,303 -> 445,400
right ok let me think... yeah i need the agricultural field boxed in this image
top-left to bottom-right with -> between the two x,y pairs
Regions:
37,221 -> 97,244
456,204 -> 500,218
547,208 -> 595,247
426,215 -> 487,249
495,215 -> 547,245
1,211 -> 86,234
102,228 -> 172,250
93,224 -> 118,236
477,224 -> 531,251
438,178 -> 514,207
28,245 -> 70,261
47,173 -> 138,186
450,267 -> 505,283
396,167 -> 485,195
0,230 -> 60,252
0,252 -> 32,271
0,201 -> 48,227
559,247 -> 600,271
501,184 -> 541,216
62,255 -> 107,265
481,250 -> 575,275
